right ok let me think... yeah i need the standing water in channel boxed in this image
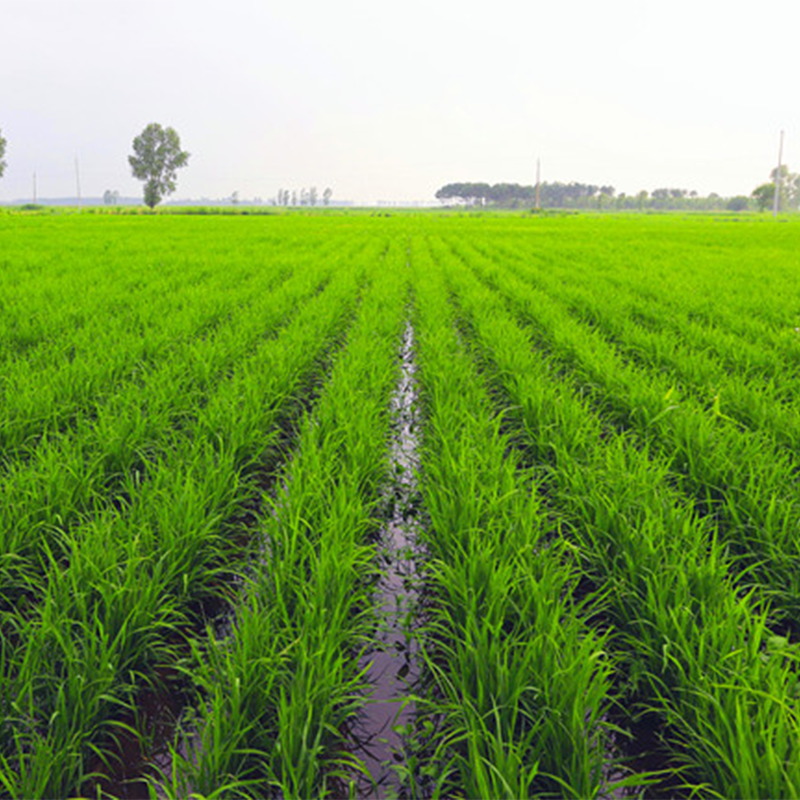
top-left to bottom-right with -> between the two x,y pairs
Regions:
351,322 -> 422,798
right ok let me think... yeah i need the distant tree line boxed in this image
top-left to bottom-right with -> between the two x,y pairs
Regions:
435,180 -> 798,212
436,181 -> 618,209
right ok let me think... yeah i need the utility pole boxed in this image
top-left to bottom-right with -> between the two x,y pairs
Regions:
773,130 -> 784,218
535,158 -> 541,210
75,157 -> 82,210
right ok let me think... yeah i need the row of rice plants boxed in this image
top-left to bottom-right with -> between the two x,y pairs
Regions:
442,248 -> 800,798
158,243 -> 408,799
537,277 -> 800,450
0,242 -> 359,618
406,240 -> 631,799
0,221 -> 354,455
446,237 -> 800,621
462,218 -> 800,376
472,234 -> 800,446
0,252 -> 370,798
0,214 -> 301,360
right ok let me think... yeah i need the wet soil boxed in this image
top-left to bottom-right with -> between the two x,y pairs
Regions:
350,323 -> 423,799
78,660 -> 195,799
82,389 -> 326,799
605,710 -> 688,799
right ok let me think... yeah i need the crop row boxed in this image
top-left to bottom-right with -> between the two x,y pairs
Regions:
438,234 -> 800,622
158,241 -> 408,798
407,239 -> 626,798
436,239 -> 800,797
0,238 -> 370,797
470,234 -> 800,443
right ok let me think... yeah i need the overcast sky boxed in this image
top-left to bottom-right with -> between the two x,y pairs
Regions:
1,0 -> 796,203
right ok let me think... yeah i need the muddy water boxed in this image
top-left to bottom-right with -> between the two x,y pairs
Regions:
82,668 -> 186,799
351,322 -> 422,798
603,710 -> 686,799
93,328 -> 423,799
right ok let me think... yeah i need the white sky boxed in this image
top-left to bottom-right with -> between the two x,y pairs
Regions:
0,0 -> 797,203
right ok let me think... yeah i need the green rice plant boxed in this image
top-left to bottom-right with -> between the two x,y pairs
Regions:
407,239 -> 624,799
0,245 -> 370,798
158,242 -> 407,799
0,235 -> 378,618
442,235 -> 800,621
442,249 -> 800,797
3,210 -> 800,798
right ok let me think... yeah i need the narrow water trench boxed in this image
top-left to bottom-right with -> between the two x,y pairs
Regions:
350,322 -> 423,798
89,320 -> 423,799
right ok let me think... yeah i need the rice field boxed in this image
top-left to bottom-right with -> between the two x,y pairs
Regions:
1,209 -> 800,798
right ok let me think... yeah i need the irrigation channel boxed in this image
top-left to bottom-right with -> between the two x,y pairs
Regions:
83,324 -> 355,799
350,322 -> 423,798
93,323 -> 425,800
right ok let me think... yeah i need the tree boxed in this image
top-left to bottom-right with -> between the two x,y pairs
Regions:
752,165 -> 800,213
128,123 -> 189,209
0,128 -> 6,180
597,185 -> 615,209
323,187 -> 333,206
752,183 -> 776,212
770,165 -> 800,210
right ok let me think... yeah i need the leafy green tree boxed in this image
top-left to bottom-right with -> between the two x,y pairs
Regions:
128,123 -> 189,208
752,182 -> 776,212
752,165 -> 800,212
0,128 -> 7,180
597,185 -> 615,209
770,165 -> 800,209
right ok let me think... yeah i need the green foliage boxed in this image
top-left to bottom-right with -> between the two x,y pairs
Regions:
752,165 -> 800,212
434,219 -> 800,796
410,247 -> 624,798
752,182 -> 776,211
128,123 -> 190,209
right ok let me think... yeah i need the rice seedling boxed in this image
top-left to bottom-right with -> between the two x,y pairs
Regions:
0,225 -> 373,798
442,237 -> 800,621
2,210 -> 800,798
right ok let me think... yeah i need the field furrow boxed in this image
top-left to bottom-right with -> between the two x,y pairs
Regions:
157,240 -> 408,799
